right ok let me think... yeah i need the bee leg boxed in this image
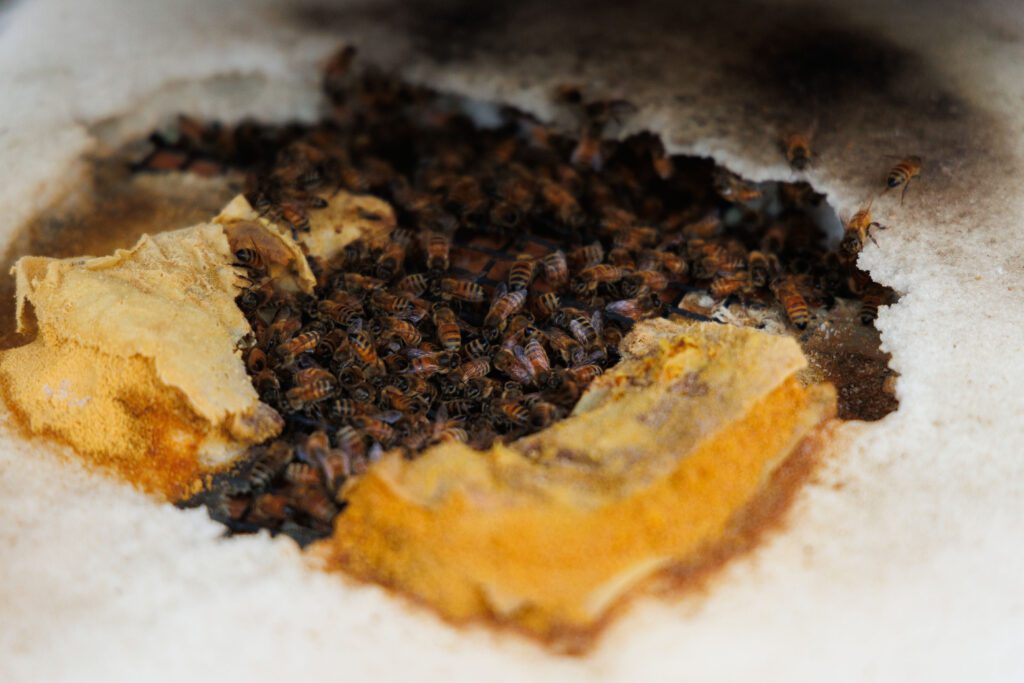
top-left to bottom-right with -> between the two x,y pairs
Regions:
866,222 -> 887,246
900,180 -> 913,205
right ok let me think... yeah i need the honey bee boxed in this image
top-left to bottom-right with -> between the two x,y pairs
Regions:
580,264 -> 625,284
772,276 -> 811,329
564,364 -> 603,384
276,331 -> 320,363
650,139 -> 674,180
782,132 -> 812,170
446,175 -> 488,222
289,483 -> 339,526
246,347 -> 269,374
569,242 -> 605,269
304,431 -> 348,494
496,400 -> 530,427
529,401 -> 562,428
710,271 -> 753,299
452,357 -> 491,383
747,250 -> 779,288
286,377 -> 336,409
883,156 -> 922,203
538,179 -> 583,227
682,214 -> 723,240
348,329 -> 381,369
422,230 -> 452,273
464,337 -> 491,358
233,245 -> 269,282
335,425 -> 367,459
395,273 -> 429,296
545,327 -> 586,365
437,277 -> 486,303
247,442 -> 293,490
442,399 -> 477,416
492,347 -> 535,385
323,45 -> 357,99
605,295 -> 659,321
840,203 -> 885,256
247,493 -> 288,526
431,304 -> 461,351
713,169 -> 763,203
534,292 -> 560,318
860,284 -> 887,325
291,366 -> 336,387
761,222 -> 788,253
405,349 -> 450,377
352,416 -> 397,447
541,250 -> 569,287
484,289 -> 527,328
507,255 -> 536,291
285,462 -> 321,486
568,314 -> 599,347
522,337 -> 551,381
433,426 -> 469,443
375,240 -> 407,281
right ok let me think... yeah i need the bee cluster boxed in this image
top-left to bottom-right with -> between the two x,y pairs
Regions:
163,49 -> 891,544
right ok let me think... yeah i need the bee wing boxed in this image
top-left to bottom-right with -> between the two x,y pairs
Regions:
492,281 -> 508,301
373,410 -> 404,425
404,348 -> 434,359
590,309 -> 605,334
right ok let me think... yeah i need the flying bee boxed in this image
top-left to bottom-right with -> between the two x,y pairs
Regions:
747,250 -> 779,288
484,289 -> 527,328
782,132 -> 812,170
883,156 -> 922,203
860,284 -> 887,325
286,377 -> 336,410
422,230 -> 451,273
507,255 -> 536,291
541,250 -> 569,287
432,304 -> 461,351
436,277 -> 486,303
569,242 -> 605,269
276,331 -> 320,363
772,276 -> 811,329
840,203 -> 885,256
395,273 -> 429,296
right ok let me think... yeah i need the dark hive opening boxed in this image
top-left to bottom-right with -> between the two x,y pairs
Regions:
128,54 -> 897,545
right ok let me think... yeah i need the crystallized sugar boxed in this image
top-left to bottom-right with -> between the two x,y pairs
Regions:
1,0 -> 1023,681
